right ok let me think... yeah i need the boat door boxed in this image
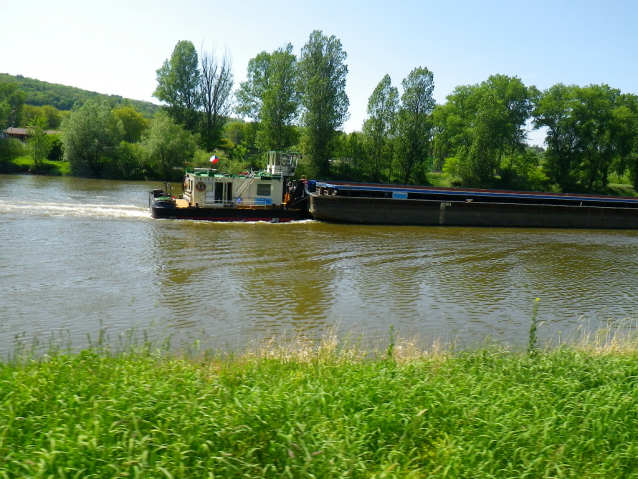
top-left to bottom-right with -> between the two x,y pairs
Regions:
207,181 -> 233,206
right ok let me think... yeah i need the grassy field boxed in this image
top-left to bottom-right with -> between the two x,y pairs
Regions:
2,333 -> 638,478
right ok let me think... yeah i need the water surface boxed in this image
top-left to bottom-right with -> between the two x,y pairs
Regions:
2,174 -> 637,353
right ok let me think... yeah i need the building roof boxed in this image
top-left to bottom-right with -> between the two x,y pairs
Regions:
3,127 -> 62,137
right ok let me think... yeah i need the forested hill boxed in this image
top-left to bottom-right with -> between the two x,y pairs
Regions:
0,73 -> 159,117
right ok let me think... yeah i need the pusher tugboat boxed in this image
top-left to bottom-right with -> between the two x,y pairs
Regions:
150,151 -> 310,222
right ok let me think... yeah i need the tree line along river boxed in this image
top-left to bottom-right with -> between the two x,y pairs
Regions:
1,174 -> 638,355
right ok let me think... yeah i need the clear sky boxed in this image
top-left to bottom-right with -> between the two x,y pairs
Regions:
3,0 -> 637,145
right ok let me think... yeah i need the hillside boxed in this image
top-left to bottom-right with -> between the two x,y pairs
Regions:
0,73 -> 159,117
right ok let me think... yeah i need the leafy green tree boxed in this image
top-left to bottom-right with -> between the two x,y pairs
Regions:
199,48 -> 234,151
258,44 -> 299,151
0,138 -> 23,167
534,84 -> 637,192
154,40 -> 201,132
363,74 -> 399,182
298,30 -> 349,177
47,134 -> 64,161
62,101 -> 124,177
235,44 -> 299,151
113,106 -> 149,143
573,85 -> 635,190
235,51 -> 271,122
143,111 -> 196,180
395,67 -> 435,184
532,84 -> 581,190
333,131 -> 366,180
105,141 -> 147,180
0,82 -> 26,129
614,93 -> 638,189
26,117 -> 51,173
437,75 -> 536,187
22,104 -> 64,129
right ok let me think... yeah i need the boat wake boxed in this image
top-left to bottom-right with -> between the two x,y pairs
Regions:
0,199 -> 150,220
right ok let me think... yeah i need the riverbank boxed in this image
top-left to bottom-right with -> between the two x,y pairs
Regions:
2,336 -> 638,478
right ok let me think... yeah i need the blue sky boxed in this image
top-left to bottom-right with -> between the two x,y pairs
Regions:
3,0 -> 637,145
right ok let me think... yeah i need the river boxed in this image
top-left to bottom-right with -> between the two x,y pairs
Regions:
1,174 -> 638,355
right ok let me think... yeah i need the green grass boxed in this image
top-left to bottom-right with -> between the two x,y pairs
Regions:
2,335 -> 638,478
11,156 -> 71,176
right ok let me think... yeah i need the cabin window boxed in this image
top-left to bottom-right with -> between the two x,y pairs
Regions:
257,184 -> 271,196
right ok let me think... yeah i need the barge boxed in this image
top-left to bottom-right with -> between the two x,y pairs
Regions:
149,152 -> 309,222
309,181 -> 638,229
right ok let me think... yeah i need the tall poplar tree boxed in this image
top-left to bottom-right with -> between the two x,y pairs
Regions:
363,74 -> 399,182
298,30 -> 349,177
395,67 -> 435,184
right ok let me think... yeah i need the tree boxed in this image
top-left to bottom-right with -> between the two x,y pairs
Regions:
363,74 -> 399,182
258,44 -> 299,151
534,84 -> 637,192
333,131 -> 366,180
533,84 -> 581,190
0,138 -> 23,167
143,111 -> 196,180
437,75 -> 536,187
113,106 -> 149,143
614,93 -> 638,189
235,51 -> 272,122
199,47 -> 234,151
26,117 -> 51,173
62,101 -> 124,177
23,104 -> 64,130
235,44 -> 299,151
0,82 -> 26,129
298,30 -> 349,177
105,141 -> 147,180
154,40 -> 201,132
395,67 -> 435,184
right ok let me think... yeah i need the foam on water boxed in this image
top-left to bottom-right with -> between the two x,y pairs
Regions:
0,199 -> 150,219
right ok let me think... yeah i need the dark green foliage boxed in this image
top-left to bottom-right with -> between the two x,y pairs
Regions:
46,134 -> 64,161
103,141 -> 148,180
62,100 -> 124,177
0,137 -> 24,165
0,80 -> 26,129
436,75 -> 536,188
143,111 -> 196,180
534,84 -> 638,192
0,73 -> 158,117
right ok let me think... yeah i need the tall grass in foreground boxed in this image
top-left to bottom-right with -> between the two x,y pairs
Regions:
2,333 -> 638,478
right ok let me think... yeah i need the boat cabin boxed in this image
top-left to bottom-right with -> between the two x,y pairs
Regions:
181,151 -> 301,209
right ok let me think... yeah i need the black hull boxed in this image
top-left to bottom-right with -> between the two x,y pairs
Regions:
309,195 -> 638,229
151,204 -> 307,222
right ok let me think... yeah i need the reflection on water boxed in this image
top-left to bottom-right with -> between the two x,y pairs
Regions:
2,174 -> 638,353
